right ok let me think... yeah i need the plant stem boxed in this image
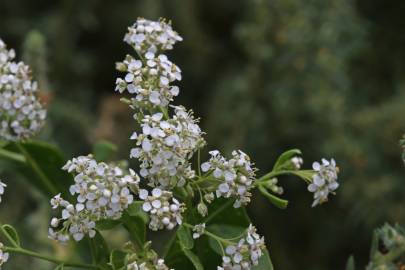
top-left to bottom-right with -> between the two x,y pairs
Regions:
15,142 -> 58,195
0,148 -> 26,163
4,246 -> 101,269
197,149 -> 201,177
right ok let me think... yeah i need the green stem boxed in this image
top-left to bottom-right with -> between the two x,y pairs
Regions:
197,149 -> 201,177
0,148 -> 26,163
4,247 -> 101,269
16,143 -> 58,195
183,223 -> 234,245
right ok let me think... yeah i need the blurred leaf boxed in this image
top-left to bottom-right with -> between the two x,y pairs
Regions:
273,149 -> 302,171
258,184 -> 288,209
54,264 -> 64,270
177,225 -> 194,250
109,249 -> 127,270
91,231 -> 110,265
346,255 -> 355,270
121,210 -> 146,246
126,201 -> 149,223
93,140 -> 118,162
182,249 -> 204,270
207,224 -> 244,255
2,224 -> 20,246
4,141 -> 73,199
96,219 -> 121,231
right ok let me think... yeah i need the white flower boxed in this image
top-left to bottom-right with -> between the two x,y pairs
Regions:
192,223 -> 206,239
308,158 -> 339,207
0,242 -> 9,268
49,155 -> 140,243
130,106 -> 205,188
291,156 -> 303,169
139,188 -> 185,231
124,17 -> 183,54
202,150 -> 257,208
219,225 -> 266,270
0,38 -> 46,141
0,180 -> 6,203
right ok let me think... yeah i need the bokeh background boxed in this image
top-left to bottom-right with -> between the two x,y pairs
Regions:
0,0 -> 405,269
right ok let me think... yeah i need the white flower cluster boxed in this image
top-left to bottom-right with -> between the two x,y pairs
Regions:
124,17 -> 183,54
115,52 -> 181,108
139,188 -> 185,231
0,180 -> 6,203
201,150 -> 257,208
0,242 -> 9,268
218,225 -> 266,270
49,155 -> 140,242
192,223 -> 206,239
307,158 -> 339,207
0,38 -> 46,141
127,258 -> 171,270
130,106 -> 205,187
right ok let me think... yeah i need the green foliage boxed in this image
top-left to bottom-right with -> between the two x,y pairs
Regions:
93,140 -> 118,162
2,141 -> 73,198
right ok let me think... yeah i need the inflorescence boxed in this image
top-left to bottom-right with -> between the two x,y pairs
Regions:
0,38 -> 46,141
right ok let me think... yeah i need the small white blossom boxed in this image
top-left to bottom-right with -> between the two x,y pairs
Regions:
291,156 -> 303,170
307,158 -> 339,207
127,257 -> 172,270
49,155 -> 140,243
139,188 -> 185,231
0,242 -> 9,268
0,180 -> 6,203
219,225 -> 266,270
192,223 -> 206,239
202,150 -> 257,208
0,38 -> 46,141
124,17 -> 182,54
130,106 -> 205,187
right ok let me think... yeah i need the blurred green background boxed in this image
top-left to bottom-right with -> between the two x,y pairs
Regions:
0,0 -> 404,269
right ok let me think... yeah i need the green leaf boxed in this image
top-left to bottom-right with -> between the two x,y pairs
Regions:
2,224 -> 20,246
121,210 -> 146,246
345,255 -> 356,270
252,249 -> 274,270
207,224 -> 245,255
93,140 -> 118,162
258,184 -> 288,209
177,225 -> 194,250
3,141 -> 73,199
109,249 -> 127,270
126,201 -> 149,223
273,149 -> 302,171
54,264 -> 64,270
182,248 -> 204,270
96,219 -> 121,231
90,231 -> 110,265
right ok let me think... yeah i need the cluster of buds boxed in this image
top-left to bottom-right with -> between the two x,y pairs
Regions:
115,53 -> 181,108
201,150 -> 257,208
130,107 -> 205,188
139,188 -> 185,231
307,159 -> 339,207
48,155 -> 140,242
0,38 -> 46,141
192,223 -> 206,239
219,225 -> 266,270
125,242 -> 173,270
124,18 -> 183,54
